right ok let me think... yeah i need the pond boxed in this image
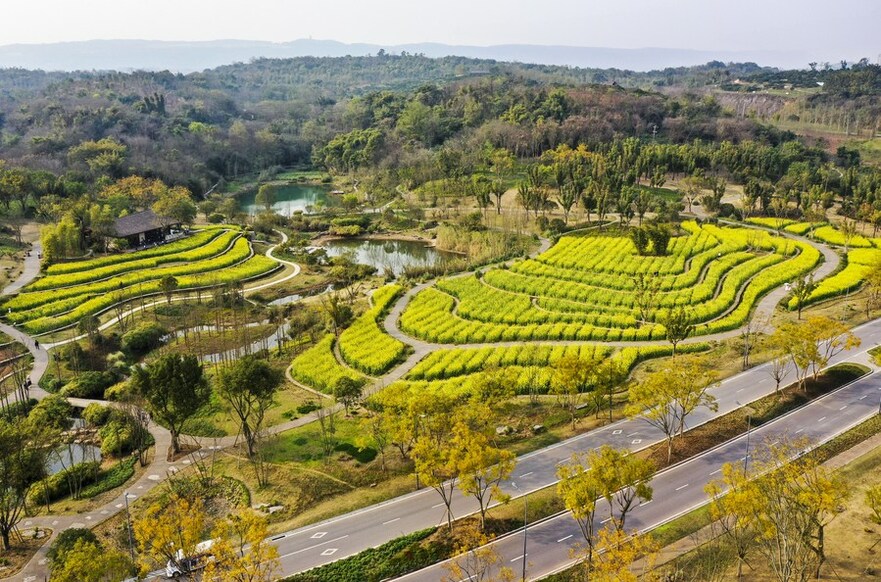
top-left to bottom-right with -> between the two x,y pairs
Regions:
46,443 -> 102,476
322,238 -> 456,277
239,184 -> 333,216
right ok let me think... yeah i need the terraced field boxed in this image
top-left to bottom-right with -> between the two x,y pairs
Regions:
285,220 -> 836,402
399,221 -> 820,344
0,228 -> 281,334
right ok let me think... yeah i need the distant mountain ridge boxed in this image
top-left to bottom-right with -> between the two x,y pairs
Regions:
0,38 -> 817,73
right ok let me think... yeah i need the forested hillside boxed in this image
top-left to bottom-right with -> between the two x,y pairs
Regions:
0,55 -> 783,196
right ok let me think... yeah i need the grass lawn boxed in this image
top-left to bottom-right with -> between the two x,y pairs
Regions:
0,528 -> 52,578
183,379 -> 319,437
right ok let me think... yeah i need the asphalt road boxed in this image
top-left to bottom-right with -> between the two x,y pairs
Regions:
218,319 -> 881,581
400,363 -> 881,581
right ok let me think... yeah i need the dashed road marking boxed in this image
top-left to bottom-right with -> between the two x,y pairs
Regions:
382,518 -> 401,525
519,471 -> 533,478
320,548 -> 338,556
557,534 -> 573,543
675,484 -> 689,491
510,553 -> 527,563
310,532 -> 327,539
612,430 -> 622,435
632,439 -> 642,445
818,416 -> 827,423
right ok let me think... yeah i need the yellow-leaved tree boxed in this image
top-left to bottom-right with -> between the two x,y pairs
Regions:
203,510 -> 280,582
133,495 -> 206,576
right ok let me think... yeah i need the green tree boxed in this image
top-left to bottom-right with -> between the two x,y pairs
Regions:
0,420 -> 50,550
217,356 -> 283,458
333,376 -> 364,416
130,354 -> 209,454
159,275 -> 179,305
661,307 -> 694,355
152,187 -> 197,226
77,314 -> 100,346
550,354 -> 597,429
254,184 -> 277,212
790,274 -> 817,320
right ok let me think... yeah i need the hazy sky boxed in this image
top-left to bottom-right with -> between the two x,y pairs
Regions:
3,0 -> 879,55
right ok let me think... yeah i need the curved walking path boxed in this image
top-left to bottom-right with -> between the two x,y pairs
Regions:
1,230 -> 303,582
378,224 -> 841,385
0,222 -> 843,581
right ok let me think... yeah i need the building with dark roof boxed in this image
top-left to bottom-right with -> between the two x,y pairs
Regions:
112,209 -> 180,247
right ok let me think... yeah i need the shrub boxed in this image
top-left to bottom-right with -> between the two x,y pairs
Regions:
82,403 -> 111,427
60,371 -> 116,399
28,461 -> 101,505
121,322 -> 167,356
80,457 -> 137,498
48,528 -> 98,564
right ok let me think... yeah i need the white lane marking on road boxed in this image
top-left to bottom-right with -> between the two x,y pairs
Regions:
818,417 -> 827,422
795,428 -> 804,434
840,405 -> 848,411
860,395 -> 869,400
612,430 -> 622,435
432,503 -> 445,509
640,499 -> 653,506
710,468 -> 722,475
675,484 -> 689,491
557,535 -> 574,543
383,518 -> 401,525
310,532 -> 327,539
510,554 -> 527,563
281,535 -> 349,558
632,439 -> 642,444
601,517 -> 612,524
519,472 -> 534,478
321,548 -> 338,556
736,388 -> 744,393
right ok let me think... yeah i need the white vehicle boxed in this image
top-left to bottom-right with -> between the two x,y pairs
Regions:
165,540 -> 215,579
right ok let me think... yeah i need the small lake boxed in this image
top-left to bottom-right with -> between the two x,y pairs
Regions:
240,184 -> 332,216
46,443 -> 102,476
322,239 -> 456,277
